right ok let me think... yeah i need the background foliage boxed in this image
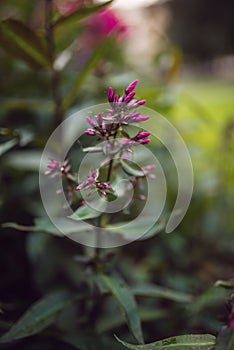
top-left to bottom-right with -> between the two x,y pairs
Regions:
0,0 -> 234,349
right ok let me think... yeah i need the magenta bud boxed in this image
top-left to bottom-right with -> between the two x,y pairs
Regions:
125,80 -> 138,94
99,189 -> 106,196
138,194 -> 146,200
87,176 -> 95,182
139,139 -> 150,144
96,113 -> 103,125
86,117 -> 96,127
90,170 -> 97,177
136,99 -> 146,106
135,131 -> 151,139
85,128 -> 96,135
124,91 -> 136,102
114,94 -> 119,102
76,185 -> 82,190
108,87 -> 114,102
123,112 -> 140,121
47,164 -> 55,169
135,115 -> 150,122
143,164 -> 157,171
102,182 -> 112,189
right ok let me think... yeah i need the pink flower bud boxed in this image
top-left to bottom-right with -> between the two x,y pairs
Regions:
135,115 -> 149,122
139,139 -> 150,144
125,80 -> 138,94
86,117 -> 96,127
136,99 -> 146,106
96,113 -> 103,125
108,87 -> 114,102
85,128 -> 96,135
87,176 -> 95,182
124,91 -> 136,102
97,188 -> 106,196
143,164 -> 157,171
135,131 -> 151,139
123,112 -> 140,122
102,182 -> 112,189
114,94 -> 119,102
90,170 -> 97,177
138,194 -> 146,200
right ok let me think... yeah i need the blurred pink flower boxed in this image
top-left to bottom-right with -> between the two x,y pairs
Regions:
55,1 -> 127,40
86,8 -> 127,38
55,0 -> 81,15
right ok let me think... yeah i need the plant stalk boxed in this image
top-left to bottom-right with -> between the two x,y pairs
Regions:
45,0 -> 64,128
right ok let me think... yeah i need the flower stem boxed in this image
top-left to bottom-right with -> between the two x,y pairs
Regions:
106,158 -> 114,182
45,0 -> 64,128
106,126 -> 119,181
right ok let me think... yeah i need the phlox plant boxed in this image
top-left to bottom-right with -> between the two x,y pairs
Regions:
45,79 -> 156,228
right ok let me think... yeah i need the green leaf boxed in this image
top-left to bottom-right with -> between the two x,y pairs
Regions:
82,146 -> 103,153
62,35 -> 114,109
0,139 -> 17,156
105,219 -> 164,239
53,1 -> 113,29
214,279 -> 234,289
0,290 -> 74,343
132,284 -> 193,303
0,18 -> 50,69
0,127 -> 19,156
120,160 -> 146,177
68,202 -> 105,221
115,334 -> 216,350
97,307 -> 167,333
215,327 -> 234,350
2,217 -> 94,236
3,150 -> 42,171
100,273 -> 144,344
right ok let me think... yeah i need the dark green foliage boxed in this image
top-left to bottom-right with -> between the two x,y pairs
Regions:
0,1 -> 234,350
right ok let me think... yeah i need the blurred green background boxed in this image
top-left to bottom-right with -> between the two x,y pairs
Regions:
0,0 -> 234,349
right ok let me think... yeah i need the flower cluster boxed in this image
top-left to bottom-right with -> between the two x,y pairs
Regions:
108,80 -> 146,111
85,80 -> 150,138
46,80 -> 156,204
85,113 -> 117,138
77,80 -> 156,199
45,159 -> 71,178
76,170 -> 113,197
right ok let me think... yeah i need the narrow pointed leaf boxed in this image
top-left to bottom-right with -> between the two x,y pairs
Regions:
100,273 -> 144,344
0,18 -> 50,69
120,160 -> 145,177
214,280 -> 234,289
2,217 -> 94,236
0,139 -> 17,156
62,35 -> 114,109
105,219 -> 164,239
53,1 -> 113,28
82,146 -> 103,153
0,290 -> 74,343
68,202 -> 105,221
132,284 -> 193,303
0,128 -> 19,156
115,334 -> 216,350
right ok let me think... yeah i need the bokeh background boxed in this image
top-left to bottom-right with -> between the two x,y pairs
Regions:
0,0 -> 234,349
